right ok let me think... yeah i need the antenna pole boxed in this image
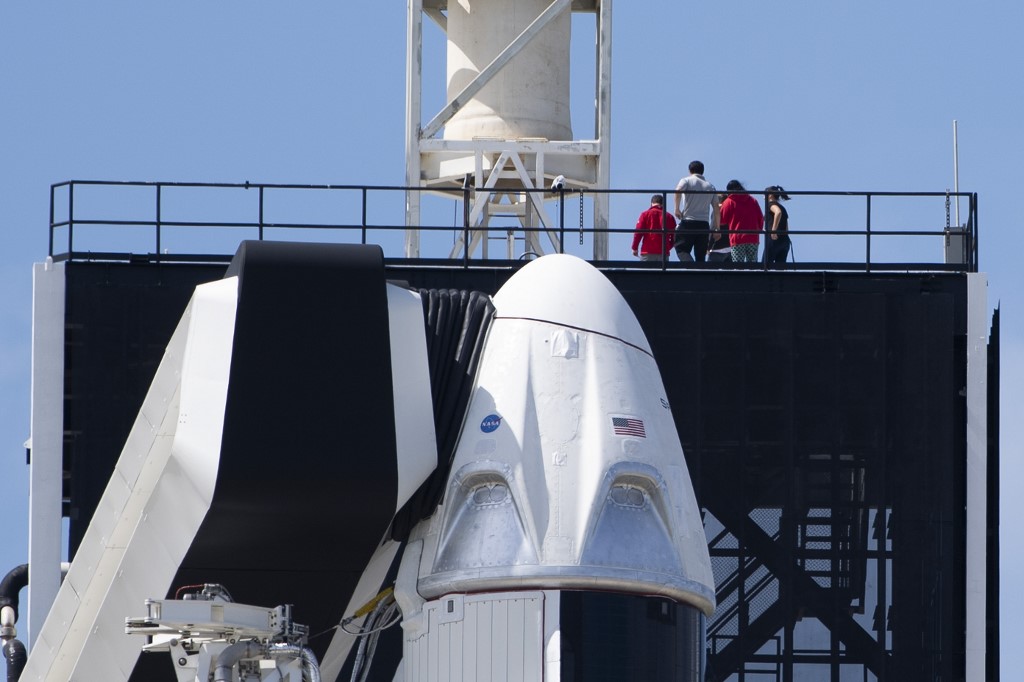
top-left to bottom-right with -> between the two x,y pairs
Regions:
953,120 -> 961,226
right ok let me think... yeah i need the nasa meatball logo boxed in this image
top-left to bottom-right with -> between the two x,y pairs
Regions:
480,413 -> 502,433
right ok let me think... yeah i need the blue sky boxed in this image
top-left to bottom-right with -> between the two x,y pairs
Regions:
1,0 -> 1020,673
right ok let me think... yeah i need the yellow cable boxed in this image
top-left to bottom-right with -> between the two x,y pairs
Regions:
348,587 -> 395,621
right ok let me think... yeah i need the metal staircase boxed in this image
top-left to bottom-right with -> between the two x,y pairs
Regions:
705,451 -> 877,681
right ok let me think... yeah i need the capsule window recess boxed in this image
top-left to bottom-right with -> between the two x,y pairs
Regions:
609,484 -> 647,508
433,467 -> 538,572
471,481 -> 510,507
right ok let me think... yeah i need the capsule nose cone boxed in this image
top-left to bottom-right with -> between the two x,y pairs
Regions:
493,254 -> 651,352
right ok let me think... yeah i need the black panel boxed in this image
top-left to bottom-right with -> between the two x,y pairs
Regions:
63,263 -> 226,552
614,273 -> 965,681
560,591 -> 706,681
389,288 -> 495,541
175,241 -> 398,629
129,650 -> 176,680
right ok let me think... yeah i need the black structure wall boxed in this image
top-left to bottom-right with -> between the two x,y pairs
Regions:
62,262 -> 225,552
59,260 -> 992,681
620,275 -> 962,681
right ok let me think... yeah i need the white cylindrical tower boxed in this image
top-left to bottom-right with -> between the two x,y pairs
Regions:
444,0 -> 572,143
405,0 -> 612,259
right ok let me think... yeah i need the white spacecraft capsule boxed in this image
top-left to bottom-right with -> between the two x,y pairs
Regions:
416,254 -> 714,609
397,254 -> 715,680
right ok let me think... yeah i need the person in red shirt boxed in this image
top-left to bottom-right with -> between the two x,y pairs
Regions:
631,194 -> 676,261
720,180 -> 763,263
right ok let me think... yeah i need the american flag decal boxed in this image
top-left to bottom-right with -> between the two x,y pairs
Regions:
612,416 -> 646,438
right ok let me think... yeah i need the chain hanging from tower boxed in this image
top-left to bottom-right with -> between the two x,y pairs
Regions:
945,190 -> 951,231
579,190 -> 585,246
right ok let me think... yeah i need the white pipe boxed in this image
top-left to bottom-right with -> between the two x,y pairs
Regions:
0,606 -> 15,642
213,640 -> 263,682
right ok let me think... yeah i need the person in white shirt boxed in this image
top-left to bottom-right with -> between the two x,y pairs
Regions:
673,160 -> 719,262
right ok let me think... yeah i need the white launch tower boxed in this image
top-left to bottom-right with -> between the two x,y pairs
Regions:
404,0 -> 612,260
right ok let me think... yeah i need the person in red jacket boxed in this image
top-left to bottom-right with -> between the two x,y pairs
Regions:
720,180 -> 763,263
631,194 -> 676,261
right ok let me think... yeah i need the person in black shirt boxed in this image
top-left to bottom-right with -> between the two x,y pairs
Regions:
763,185 -> 791,265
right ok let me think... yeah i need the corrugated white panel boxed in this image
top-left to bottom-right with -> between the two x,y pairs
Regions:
22,277 -> 238,681
492,599 -> 509,682
965,272 -> 989,680
406,592 -> 544,682
27,261 -> 66,646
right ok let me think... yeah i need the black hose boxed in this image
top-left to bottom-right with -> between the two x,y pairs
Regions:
3,639 -> 26,682
0,566 -> 28,623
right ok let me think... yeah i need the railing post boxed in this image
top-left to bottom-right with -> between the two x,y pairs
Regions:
865,193 -> 872,273
48,185 -> 55,258
971,193 -> 979,272
559,187 -> 565,253
258,186 -> 265,241
761,192 -> 769,271
361,188 -> 368,245
155,184 -> 162,262
68,182 -> 74,258
462,186 -> 471,268
661,191 -> 669,270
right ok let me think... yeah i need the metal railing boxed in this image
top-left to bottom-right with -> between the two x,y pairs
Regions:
48,180 -> 979,272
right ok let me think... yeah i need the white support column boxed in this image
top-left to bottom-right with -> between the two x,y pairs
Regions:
404,0 -> 424,257
27,258 -> 65,648
964,273 -> 989,681
593,0 -> 612,260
